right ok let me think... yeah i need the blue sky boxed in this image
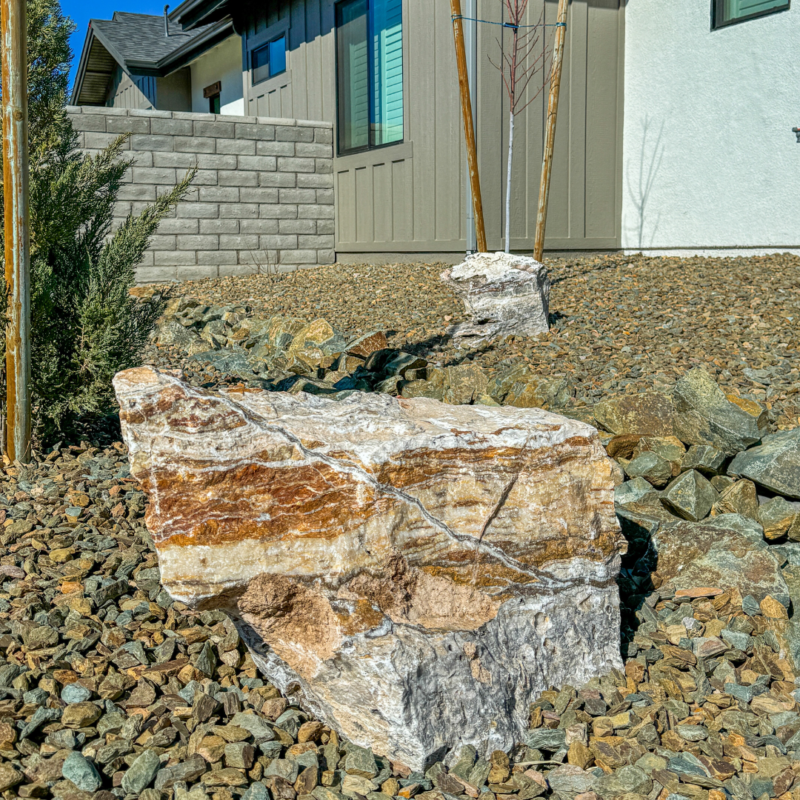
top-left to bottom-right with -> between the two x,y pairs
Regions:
63,0 -> 166,85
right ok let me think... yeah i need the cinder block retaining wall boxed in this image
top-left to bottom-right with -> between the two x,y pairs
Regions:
66,107 -> 335,284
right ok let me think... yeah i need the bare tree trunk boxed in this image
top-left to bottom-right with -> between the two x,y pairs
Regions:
504,111 -> 515,253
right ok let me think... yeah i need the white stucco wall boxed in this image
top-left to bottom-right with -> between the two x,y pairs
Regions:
188,35 -> 244,116
622,2 -> 800,255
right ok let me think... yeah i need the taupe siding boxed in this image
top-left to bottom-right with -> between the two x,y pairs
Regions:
478,0 -> 624,250
238,0 -> 624,253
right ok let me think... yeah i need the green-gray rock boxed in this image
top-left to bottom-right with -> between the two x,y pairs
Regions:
489,364 -> 571,409
343,744 -> 378,778
614,476 -> 658,507
673,368 -> 767,455
62,751 -> 102,792
594,765 -> 652,798
442,363 -> 489,405
625,451 -> 672,488
728,428 -> 800,500
710,474 -> 735,493
661,469 -> 719,521
711,478 -> 759,519
682,444 -> 726,476
593,392 -> 675,437
650,516 -> 789,607
121,748 -> 162,794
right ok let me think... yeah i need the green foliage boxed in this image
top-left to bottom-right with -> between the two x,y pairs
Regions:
0,0 -> 194,441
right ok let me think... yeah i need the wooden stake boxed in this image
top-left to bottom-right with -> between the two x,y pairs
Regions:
533,0 -> 568,262
1,0 -> 32,462
451,0 -> 487,253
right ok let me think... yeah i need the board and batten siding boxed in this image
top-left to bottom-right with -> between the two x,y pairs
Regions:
236,0 -> 624,253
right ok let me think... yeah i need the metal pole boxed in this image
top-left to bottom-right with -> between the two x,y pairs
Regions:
451,0 -> 487,253
533,0 -> 568,263
464,0 -> 477,254
1,0 -> 31,463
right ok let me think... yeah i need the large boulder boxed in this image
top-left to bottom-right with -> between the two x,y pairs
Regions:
113,367 -> 625,772
441,252 -> 550,341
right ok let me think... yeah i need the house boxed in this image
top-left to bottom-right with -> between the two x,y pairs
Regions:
72,0 -> 800,269
71,8 -> 245,115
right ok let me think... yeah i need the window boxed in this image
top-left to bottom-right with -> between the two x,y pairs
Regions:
204,81 -> 222,114
336,0 -> 403,154
252,35 -> 287,85
713,0 -> 790,28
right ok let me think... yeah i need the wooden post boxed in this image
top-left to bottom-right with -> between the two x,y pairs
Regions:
533,0 -> 568,262
451,0 -> 487,253
1,0 -> 32,462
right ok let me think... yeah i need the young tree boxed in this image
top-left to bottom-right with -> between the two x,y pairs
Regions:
490,0 -> 551,253
0,0 -> 193,442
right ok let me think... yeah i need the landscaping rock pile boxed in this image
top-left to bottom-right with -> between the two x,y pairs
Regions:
4,254 -> 800,798
151,299 -> 571,412
4,354 -> 800,798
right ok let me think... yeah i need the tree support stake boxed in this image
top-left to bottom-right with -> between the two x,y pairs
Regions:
451,0 -> 487,253
2,0 -> 32,462
534,0 -> 568,263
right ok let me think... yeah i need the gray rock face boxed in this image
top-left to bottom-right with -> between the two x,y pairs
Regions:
243,581 -> 622,774
441,252 -> 550,341
673,368 -> 768,455
728,428 -> 800,500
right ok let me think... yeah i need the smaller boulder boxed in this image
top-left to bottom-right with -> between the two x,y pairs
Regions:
681,444 -> 726,476
728,428 -> 800,500
650,515 -> 789,607
441,251 -> 550,341
711,478 -> 759,520
624,452 -> 672,488
614,477 -> 657,507
757,497 -> 800,542
633,436 -> 686,477
489,364 -> 571,409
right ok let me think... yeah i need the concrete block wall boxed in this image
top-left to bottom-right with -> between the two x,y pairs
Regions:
66,107 -> 335,283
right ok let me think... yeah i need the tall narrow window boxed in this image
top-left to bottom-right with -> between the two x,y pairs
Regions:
713,0 -> 789,28
336,0 -> 403,154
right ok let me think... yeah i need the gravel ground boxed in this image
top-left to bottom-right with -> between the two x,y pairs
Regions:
152,253 -> 800,422
0,254 -> 798,799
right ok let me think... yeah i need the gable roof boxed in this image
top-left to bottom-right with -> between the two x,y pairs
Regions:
71,10 -> 233,106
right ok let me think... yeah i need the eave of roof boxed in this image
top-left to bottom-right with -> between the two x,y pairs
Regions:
172,0 -> 231,31
70,15 -> 234,106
